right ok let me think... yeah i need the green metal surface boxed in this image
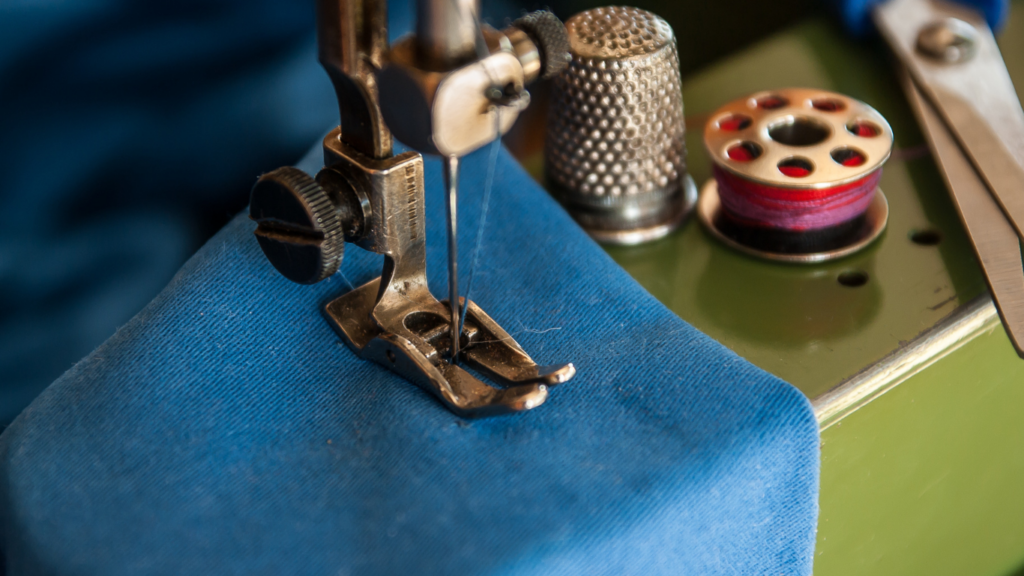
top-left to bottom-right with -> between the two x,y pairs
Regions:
816,322 -> 1024,576
602,19 -> 991,400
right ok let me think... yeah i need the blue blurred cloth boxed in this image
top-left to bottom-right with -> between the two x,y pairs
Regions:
0,0 -> 343,423
0,140 -> 819,574
829,0 -> 1009,35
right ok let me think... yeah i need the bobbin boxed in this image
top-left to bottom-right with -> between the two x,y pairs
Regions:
699,88 -> 894,263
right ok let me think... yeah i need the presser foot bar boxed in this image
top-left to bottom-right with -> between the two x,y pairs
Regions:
323,278 -> 575,418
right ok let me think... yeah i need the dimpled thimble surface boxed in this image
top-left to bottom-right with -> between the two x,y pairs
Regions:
546,6 -> 694,245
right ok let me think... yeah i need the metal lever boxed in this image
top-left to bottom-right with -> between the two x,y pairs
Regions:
249,0 -> 575,417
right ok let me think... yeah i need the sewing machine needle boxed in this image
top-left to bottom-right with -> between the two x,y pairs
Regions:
444,155 -> 461,363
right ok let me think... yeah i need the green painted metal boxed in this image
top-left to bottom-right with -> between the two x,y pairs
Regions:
519,1 -> 1024,573
816,323 -> 1024,576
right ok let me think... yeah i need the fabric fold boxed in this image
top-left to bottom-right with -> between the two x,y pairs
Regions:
0,142 -> 818,575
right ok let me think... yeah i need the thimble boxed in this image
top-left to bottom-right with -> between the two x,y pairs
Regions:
545,6 -> 696,245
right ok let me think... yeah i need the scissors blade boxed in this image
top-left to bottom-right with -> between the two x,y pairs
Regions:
874,0 -> 1024,242
900,67 -> 1024,357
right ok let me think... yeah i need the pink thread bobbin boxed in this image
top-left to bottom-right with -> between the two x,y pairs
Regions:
697,88 -> 894,263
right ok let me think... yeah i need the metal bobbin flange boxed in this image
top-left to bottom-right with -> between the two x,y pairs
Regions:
698,88 -> 894,263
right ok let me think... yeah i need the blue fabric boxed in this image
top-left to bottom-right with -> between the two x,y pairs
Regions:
830,0 -> 1009,35
0,0 -> 339,423
0,140 -> 820,574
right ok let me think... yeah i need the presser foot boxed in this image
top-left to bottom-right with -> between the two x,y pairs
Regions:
323,277 -> 575,418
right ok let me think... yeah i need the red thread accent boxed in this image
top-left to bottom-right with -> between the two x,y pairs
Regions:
779,165 -> 810,177
728,145 -> 755,161
714,166 -> 881,231
719,114 -> 751,131
848,121 -> 880,137
757,96 -> 788,110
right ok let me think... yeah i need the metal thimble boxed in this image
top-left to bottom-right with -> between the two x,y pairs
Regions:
545,6 -> 696,245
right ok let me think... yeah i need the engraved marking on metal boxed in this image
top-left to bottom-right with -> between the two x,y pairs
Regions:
404,163 -> 418,241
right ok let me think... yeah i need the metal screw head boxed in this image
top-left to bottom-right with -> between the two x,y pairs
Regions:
249,167 -> 344,285
916,18 -> 978,63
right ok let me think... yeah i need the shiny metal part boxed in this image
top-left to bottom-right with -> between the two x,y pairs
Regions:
697,179 -> 889,264
703,88 -> 893,190
377,35 -> 529,157
546,7 -> 692,245
250,1 -> 575,417
875,0 -> 1024,242
916,17 -> 978,63
443,155 -> 461,362
813,293 -> 1000,429
901,70 -> 1024,356
319,133 -> 575,416
319,131 -> 575,417
588,176 -> 699,246
317,0 -> 392,158
416,0 -> 481,69
874,0 -> 1024,358
379,13 -> 566,158
504,26 -> 542,83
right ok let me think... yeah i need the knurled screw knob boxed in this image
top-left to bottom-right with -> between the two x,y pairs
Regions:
249,167 -> 345,285
512,10 -> 571,79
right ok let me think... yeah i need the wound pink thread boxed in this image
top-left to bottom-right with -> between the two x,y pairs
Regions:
714,166 -> 881,231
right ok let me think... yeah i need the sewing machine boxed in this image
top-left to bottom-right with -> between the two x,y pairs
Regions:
250,0 -> 1024,574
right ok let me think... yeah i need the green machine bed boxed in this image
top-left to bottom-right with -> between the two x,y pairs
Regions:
510,1 -> 1024,573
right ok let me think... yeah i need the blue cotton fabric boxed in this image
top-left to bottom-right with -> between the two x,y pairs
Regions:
0,140 -> 820,574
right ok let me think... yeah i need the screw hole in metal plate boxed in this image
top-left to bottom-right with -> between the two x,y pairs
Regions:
910,228 -> 943,246
838,270 -> 869,287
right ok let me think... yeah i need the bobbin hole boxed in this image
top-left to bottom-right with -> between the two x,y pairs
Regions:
811,98 -> 847,112
910,229 -> 943,246
838,270 -> 869,287
718,114 -> 752,131
778,157 -> 814,177
831,147 -> 866,167
768,117 -> 831,146
756,95 -> 789,110
847,121 -> 881,137
727,141 -> 763,161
